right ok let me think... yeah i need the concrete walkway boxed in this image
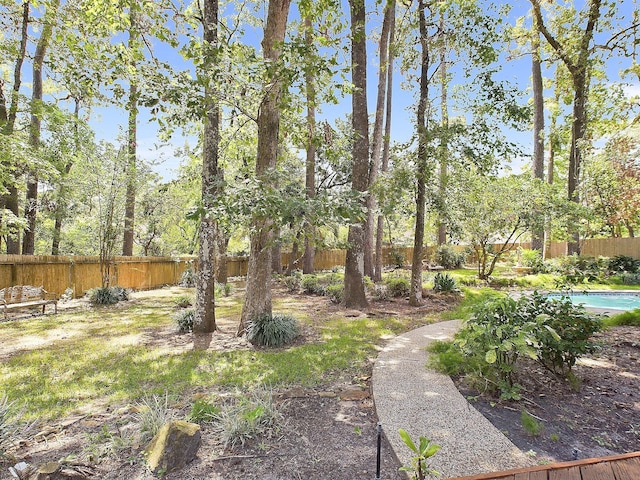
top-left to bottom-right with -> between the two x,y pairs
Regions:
372,320 -> 535,479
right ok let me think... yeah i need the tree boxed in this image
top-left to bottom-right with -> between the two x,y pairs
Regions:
239,0 -> 292,334
454,173 -> 548,280
409,0 -> 431,307
343,0 -> 369,309
365,0 -> 395,280
194,0 -> 220,334
530,14 -> 544,252
530,0 -> 601,255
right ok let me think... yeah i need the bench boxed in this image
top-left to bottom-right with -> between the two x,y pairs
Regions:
1,285 -> 58,320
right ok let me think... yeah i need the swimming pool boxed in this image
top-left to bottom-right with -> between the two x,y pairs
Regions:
547,291 -> 640,311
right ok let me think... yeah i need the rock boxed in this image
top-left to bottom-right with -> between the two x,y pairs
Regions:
144,421 -> 201,475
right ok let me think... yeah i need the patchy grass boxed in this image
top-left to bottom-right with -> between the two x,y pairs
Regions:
0,287 -> 414,422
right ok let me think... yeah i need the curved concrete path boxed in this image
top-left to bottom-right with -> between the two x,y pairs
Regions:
372,320 -> 535,479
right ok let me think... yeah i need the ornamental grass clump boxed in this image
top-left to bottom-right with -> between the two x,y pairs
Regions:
247,313 -> 299,347
173,308 -> 195,333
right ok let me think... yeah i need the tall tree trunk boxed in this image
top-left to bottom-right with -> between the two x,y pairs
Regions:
543,88 -> 559,259
51,99 -> 80,255
23,0 -> 60,255
194,0 -> 220,334
374,1 -> 396,283
530,23 -> 544,252
409,0 -> 430,307
122,82 -> 137,256
436,14 -> 448,247
303,15 -> 316,275
239,0 -> 291,334
215,233 -> 229,284
122,7 -> 139,256
364,1 -> 393,280
531,0 -> 602,256
343,0 -> 369,309
271,229 -> 282,274
0,2 -> 28,255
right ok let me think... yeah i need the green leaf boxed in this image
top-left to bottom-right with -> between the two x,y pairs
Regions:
485,349 -> 497,364
398,429 -> 418,453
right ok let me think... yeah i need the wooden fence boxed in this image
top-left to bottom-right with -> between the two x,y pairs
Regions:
2,238 -> 639,297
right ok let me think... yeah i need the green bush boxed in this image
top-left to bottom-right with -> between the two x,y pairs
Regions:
189,398 -> 221,423
173,295 -> 193,308
433,272 -> 457,293
610,272 -> 640,286
283,272 -> 303,292
605,309 -> 640,327
522,292 -> 603,375
180,263 -> 196,287
371,284 -> 391,301
173,308 -> 195,333
215,282 -> 233,297
547,255 -> 606,284
388,248 -> 406,269
325,284 -> 344,304
519,249 -> 545,274
434,244 -> 466,269
607,255 -> 639,274
301,275 -> 325,295
384,276 -> 410,298
246,313 -> 299,347
88,286 -> 128,305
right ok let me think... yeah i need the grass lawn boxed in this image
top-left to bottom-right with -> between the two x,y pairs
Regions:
0,286 -> 429,422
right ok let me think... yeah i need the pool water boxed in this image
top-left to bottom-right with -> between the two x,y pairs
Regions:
548,292 -> 640,311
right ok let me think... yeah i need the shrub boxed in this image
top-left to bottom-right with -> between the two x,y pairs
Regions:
180,263 -> 196,287
247,313 -> 299,347
433,244 -> 466,269
371,284 -> 391,301
189,398 -> 221,423
433,272 -> 457,293
519,249 -> 545,274
173,308 -> 195,333
605,309 -> 640,327
521,409 -> 544,436
611,272 -> 640,286
522,292 -> 603,375
325,284 -> 344,304
384,277 -> 410,298
607,255 -> 639,274
215,282 -> 233,297
0,395 -> 20,460
283,271 -> 303,292
547,255 -> 606,284
173,295 -> 193,308
388,248 -> 406,269
137,393 -> 174,443
88,286 -> 123,305
301,275 -> 325,295
213,388 -> 281,447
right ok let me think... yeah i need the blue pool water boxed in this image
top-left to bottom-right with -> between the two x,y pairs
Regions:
548,292 -> 640,311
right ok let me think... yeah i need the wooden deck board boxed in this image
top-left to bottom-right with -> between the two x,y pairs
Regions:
446,452 -> 640,480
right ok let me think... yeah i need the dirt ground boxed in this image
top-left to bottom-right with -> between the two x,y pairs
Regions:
456,325 -> 640,463
1,289 -> 639,479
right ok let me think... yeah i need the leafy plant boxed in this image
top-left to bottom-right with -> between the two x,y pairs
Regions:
384,276 -> 411,298
189,398 -> 220,423
371,284 -> 391,301
398,429 -> 440,479
88,286 -> 120,305
0,395 -> 22,460
607,255 -> 639,274
325,284 -> 344,304
246,313 -> 299,347
173,294 -> 193,308
521,409 -> 544,436
283,271 -> 303,292
432,272 -> 457,293
179,263 -> 196,287
215,282 -> 233,297
301,275 -> 325,295
389,248 -> 406,269
213,388 -> 281,447
433,244 -> 466,269
173,308 -> 195,333
137,393 -> 175,443
522,292 -> 603,375
606,309 -> 640,327
519,249 -> 545,274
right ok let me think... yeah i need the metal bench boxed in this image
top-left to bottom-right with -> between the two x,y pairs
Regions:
0,285 -> 58,320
